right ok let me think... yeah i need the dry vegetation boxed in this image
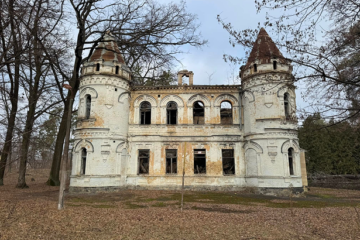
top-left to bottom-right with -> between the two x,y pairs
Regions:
1,169 -> 360,239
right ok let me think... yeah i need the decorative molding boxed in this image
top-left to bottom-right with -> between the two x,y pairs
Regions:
80,87 -> 98,98
187,94 -> 211,107
214,94 -> 239,107
243,140 -> 263,153
74,139 -> 94,152
160,94 -> 184,107
134,94 -> 157,107
118,92 -> 130,103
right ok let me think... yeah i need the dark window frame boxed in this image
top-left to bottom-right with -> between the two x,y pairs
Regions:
115,66 -> 119,74
166,149 -> 177,174
194,149 -> 206,174
140,101 -> 151,125
222,149 -> 235,175
85,95 -> 91,119
138,149 -> 150,175
81,148 -> 87,175
193,101 -> 205,125
284,93 -> 290,120
254,64 -> 257,72
220,101 -> 233,125
96,63 -> 100,71
273,60 -> 277,70
167,101 -> 178,125
288,148 -> 294,175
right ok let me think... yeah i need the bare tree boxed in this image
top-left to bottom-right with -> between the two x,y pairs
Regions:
0,0 -> 25,185
217,0 -> 360,122
47,0 -> 206,186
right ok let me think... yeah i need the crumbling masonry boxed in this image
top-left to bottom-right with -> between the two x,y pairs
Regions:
70,28 -> 308,194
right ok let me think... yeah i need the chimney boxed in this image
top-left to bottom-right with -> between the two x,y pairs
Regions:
177,70 -> 194,86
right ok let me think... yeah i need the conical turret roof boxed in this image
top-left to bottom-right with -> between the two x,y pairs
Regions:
244,28 -> 284,70
89,33 -> 125,64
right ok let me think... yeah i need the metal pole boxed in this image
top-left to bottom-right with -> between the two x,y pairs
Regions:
58,92 -> 73,210
181,142 -> 186,211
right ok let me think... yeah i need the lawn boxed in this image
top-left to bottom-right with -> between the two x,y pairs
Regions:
1,169 -> 360,239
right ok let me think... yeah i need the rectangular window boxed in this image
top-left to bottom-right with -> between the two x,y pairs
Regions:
194,149 -> 206,174
138,150 -> 150,174
166,149 -> 177,174
222,149 -> 235,175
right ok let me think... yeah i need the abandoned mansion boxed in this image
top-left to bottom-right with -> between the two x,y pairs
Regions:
70,29 -> 308,194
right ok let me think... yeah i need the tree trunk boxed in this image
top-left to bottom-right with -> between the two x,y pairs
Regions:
0,106 -> 18,186
47,98 -> 70,186
0,0 -> 20,186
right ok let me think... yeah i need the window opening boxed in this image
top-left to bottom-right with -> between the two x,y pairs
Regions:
85,95 -> 91,119
81,148 -> 87,175
254,64 -> 257,72
193,101 -> 204,124
96,63 -> 100,71
284,93 -> 290,120
273,61 -> 277,70
167,101 -> 177,124
140,101 -> 151,124
220,101 -> 233,124
115,66 -> 119,74
222,149 -> 235,175
288,148 -> 294,175
138,150 -> 150,174
194,149 -> 206,174
166,149 -> 177,174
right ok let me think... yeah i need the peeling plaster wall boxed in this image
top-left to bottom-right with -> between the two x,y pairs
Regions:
70,69 -> 305,191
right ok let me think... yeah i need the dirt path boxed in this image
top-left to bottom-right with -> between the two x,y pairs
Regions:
1,169 -> 360,239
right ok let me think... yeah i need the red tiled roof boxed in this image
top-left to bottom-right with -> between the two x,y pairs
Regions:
89,34 -> 125,64
244,28 -> 284,70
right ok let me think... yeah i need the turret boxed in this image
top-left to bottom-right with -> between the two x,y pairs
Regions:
241,28 -> 302,191
71,32 -> 131,185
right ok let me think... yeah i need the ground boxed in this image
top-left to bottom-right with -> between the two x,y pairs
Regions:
1,169 -> 360,239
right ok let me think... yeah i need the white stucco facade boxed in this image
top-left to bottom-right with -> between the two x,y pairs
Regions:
70,31 -> 307,194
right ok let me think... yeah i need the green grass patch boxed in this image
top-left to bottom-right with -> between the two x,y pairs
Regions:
151,202 -> 167,207
124,202 -> 147,209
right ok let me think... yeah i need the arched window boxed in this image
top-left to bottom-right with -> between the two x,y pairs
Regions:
96,63 -> 100,71
284,93 -> 290,120
85,95 -> 91,119
288,148 -> 294,175
140,101 -> 151,125
193,101 -> 204,124
253,64 -> 257,72
220,101 -> 233,124
81,148 -> 87,175
115,66 -> 119,74
273,60 -> 277,70
167,101 -> 177,125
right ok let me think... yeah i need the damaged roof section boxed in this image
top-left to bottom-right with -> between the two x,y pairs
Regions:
89,33 -> 125,64
244,28 -> 285,71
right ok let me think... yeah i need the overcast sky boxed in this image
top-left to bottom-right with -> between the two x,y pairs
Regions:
172,0 -> 309,112
171,0 -> 267,85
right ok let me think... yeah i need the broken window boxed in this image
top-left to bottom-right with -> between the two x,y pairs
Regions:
288,148 -> 294,175
81,148 -> 87,175
273,60 -> 277,70
167,101 -> 177,124
140,101 -> 151,124
115,66 -> 119,74
193,101 -> 204,124
96,63 -> 100,71
85,95 -> 91,119
222,149 -> 235,175
166,149 -> 177,174
194,149 -> 206,174
138,150 -> 150,174
220,101 -> 233,124
284,93 -> 290,120
254,64 -> 257,72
